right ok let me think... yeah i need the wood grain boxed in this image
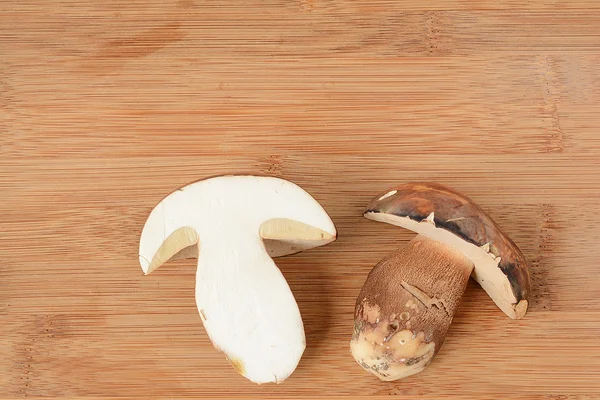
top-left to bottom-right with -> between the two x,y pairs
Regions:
2,0 -> 600,398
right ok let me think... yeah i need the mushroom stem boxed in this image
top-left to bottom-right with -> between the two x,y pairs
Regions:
350,235 -> 474,381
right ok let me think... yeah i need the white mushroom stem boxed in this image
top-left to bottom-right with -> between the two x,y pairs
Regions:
195,231 -> 306,384
138,176 -> 336,384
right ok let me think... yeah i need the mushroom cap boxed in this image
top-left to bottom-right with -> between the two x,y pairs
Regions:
139,175 -> 337,274
363,182 -> 530,320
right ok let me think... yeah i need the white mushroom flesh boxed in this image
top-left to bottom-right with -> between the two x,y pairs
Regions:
139,176 -> 336,383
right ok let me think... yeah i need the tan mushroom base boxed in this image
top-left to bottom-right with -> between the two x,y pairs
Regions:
350,324 -> 435,381
350,235 -> 474,381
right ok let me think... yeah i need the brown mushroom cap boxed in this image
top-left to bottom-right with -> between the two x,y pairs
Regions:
363,182 -> 530,319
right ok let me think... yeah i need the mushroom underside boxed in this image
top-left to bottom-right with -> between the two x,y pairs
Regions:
142,218 -> 336,270
364,211 -> 526,319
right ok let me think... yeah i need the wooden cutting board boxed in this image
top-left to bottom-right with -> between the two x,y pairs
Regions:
2,1 -> 600,398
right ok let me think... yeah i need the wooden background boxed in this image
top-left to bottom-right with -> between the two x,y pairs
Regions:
2,0 -> 600,398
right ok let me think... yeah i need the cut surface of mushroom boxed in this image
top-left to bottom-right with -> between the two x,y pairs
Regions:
138,175 -> 337,384
351,182 -> 530,381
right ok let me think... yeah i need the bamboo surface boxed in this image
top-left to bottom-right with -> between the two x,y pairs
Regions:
2,0 -> 600,398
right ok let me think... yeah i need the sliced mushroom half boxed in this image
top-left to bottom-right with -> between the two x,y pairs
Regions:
139,175 -> 337,384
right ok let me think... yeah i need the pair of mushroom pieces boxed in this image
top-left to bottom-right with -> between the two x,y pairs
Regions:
138,176 -> 530,384
350,182 -> 531,381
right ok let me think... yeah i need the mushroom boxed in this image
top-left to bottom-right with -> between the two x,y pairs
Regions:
139,175 -> 337,384
350,182 -> 530,381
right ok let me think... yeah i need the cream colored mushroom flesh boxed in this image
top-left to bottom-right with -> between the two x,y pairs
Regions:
139,175 -> 337,384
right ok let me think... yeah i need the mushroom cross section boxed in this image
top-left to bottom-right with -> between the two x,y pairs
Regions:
350,182 -> 530,381
139,175 -> 337,384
